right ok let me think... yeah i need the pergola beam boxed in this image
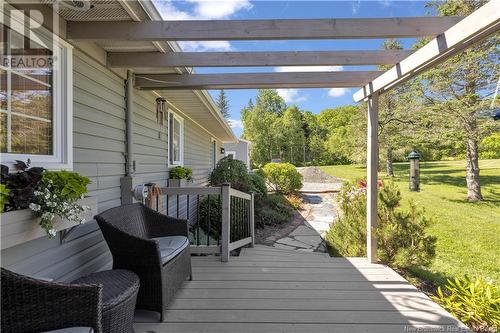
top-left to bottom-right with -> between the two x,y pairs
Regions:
108,50 -> 414,68
353,0 -> 500,102
134,71 -> 383,90
67,17 -> 462,41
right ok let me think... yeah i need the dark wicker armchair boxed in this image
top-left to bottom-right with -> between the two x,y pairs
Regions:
95,203 -> 192,321
1,268 -> 139,333
1,268 -> 102,333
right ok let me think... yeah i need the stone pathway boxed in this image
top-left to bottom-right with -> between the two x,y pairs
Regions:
259,167 -> 341,253
270,193 -> 337,253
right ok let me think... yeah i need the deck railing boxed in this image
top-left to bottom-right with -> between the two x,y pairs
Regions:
144,183 -> 254,262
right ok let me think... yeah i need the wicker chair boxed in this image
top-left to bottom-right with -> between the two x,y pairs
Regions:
1,268 -> 139,333
95,203 -> 192,321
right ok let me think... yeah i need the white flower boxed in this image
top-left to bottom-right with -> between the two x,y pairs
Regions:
80,194 -> 85,199
80,218 -> 86,224
48,229 -> 57,237
29,203 -> 41,211
83,205 -> 91,210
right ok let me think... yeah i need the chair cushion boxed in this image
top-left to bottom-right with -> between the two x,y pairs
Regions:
153,236 -> 189,264
72,269 -> 139,312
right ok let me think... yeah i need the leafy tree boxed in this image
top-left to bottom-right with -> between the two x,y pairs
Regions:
377,39 -> 414,176
255,89 -> 286,116
410,0 -> 499,201
216,89 -> 230,118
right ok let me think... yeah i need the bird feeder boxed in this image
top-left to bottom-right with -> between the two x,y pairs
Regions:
408,149 -> 421,192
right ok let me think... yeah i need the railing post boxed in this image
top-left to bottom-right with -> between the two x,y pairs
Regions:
221,183 -> 231,262
249,192 -> 255,248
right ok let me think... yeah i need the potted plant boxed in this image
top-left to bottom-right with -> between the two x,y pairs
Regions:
168,166 -> 193,187
0,160 -> 96,248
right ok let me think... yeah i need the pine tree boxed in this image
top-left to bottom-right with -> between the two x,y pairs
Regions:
216,90 -> 230,118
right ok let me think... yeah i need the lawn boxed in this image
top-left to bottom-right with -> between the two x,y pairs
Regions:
321,159 -> 500,286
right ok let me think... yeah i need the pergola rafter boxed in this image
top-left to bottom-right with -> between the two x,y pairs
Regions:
67,16 -> 462,41
354,0 -> 500,102
134,71 -> 383,90
108,50 -> 414,68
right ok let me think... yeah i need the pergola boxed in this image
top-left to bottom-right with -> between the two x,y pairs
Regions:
67,1 -> 499,263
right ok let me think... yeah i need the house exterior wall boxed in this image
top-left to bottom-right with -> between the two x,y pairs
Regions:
1,49 -> 224,281
223,141 -> 251,169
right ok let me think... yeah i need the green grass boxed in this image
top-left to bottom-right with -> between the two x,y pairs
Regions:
321,159 -> 500,286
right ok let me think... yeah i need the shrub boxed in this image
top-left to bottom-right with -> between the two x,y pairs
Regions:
0,184 -> 9,213
433,276 -> 500,331
248,173 -> 267,197
261,163 -> 303,194
254,194 -> 297,228
209,156 -> 251,192
325,180 -> 436,269
169,166 -> 193,181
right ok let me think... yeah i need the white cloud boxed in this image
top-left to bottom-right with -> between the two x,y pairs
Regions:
228,119 -> 243,130
155,0 -> 252,20
327,88 -> 350,97
189,0 -> 252,20
154,0 -> 252,51
351,1 -> 361,15
179,41 -> 232,51
276,89 -> 308,103
274,66 -> 343,72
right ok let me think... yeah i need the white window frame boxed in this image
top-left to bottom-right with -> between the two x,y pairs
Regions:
1,7 -> 73,170
168,110 -> 184,167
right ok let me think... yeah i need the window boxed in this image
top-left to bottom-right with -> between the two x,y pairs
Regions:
1,10 -> 73,169
226,151 -> 236,159
168,111 -> 183,166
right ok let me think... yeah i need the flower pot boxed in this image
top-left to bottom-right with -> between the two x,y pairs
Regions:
0,197 -> 97,250
168,179 -> 186,187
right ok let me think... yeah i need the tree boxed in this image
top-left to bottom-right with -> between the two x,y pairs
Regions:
378,39 -> 414,176
216,89 -> 230,118
242,90 -> 286,166
410,0 -> 499,201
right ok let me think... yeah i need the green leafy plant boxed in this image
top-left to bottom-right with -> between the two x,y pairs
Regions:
209,156 -> 251,192
169,166 -> 193,181
0,184 -> 10,213
248,173 -> 267,197
42,170 -> 91,201
432,276 -> 500,332
30,170 -> 91,238
325,180 -> 436,269
261,163 -> 303,194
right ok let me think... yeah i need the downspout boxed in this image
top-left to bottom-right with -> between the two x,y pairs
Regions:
125,70 -> 134,176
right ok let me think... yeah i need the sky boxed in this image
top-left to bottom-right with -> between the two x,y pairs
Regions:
152,0 -> 437,137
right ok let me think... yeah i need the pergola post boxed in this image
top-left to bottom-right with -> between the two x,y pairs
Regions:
367,92 -> 379,263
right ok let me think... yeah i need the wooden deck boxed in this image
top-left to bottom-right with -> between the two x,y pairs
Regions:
134,245 -> 468,333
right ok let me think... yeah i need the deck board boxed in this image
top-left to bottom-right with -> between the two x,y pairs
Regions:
134,245 -> 468,333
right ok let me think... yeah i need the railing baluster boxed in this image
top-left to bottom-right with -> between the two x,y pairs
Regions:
207,194 -> 211,246
176,195 -> 179,218
166,194 -> 169,216
217,194 -> 221,245
196,194 -> 200,246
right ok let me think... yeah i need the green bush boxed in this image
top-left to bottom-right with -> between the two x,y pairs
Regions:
254,194 -> 296,228
324,180 -> 436,269
261,163 -> 303,194
169,166 -> 193,181
432,276 -> 500,331
209,156 -> 251,192
0,184 -> 10,213
248,173 -> 267,197
480,132 -> 500,159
